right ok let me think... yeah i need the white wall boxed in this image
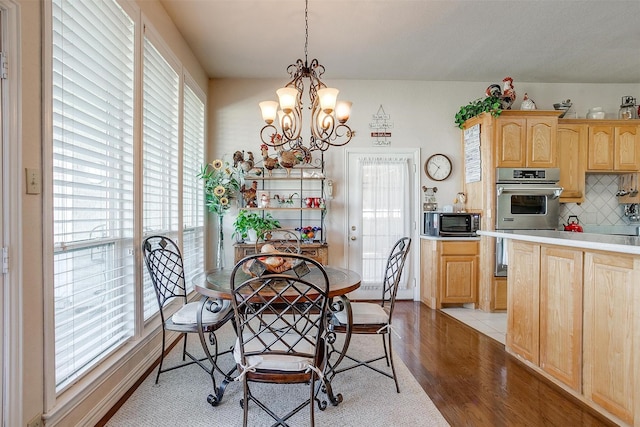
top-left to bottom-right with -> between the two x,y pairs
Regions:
208,78 -> 640,265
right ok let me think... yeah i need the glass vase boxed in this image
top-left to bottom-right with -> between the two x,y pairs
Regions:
215,214 -> 224,269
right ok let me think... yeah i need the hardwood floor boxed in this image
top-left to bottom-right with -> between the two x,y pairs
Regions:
392,301 -> 617,427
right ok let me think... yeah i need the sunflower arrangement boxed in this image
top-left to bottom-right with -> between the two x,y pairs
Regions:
198,158 -> 242,216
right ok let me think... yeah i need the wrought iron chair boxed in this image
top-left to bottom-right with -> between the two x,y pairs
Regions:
328,237 -> 412,392
230,253 -> 330,426
142,235 -> 235,404
254,228 -> 301,255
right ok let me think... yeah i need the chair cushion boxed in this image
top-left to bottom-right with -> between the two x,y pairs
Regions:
233,332 -> 315,372
171,300 -> 231,325
333,302 -> 388,325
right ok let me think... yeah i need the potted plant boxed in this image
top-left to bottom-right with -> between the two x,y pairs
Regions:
232,210 -> 281,242
454,95 -> 502,129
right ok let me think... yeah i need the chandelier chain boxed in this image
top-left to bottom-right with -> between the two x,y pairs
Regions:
304,0 -> 309,64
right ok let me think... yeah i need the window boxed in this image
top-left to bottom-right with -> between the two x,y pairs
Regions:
49,0 -> 208,396
142,34 -> 180,319
52,0 -> 135,391
359,156 -> 411,289
182,83 -> 206,292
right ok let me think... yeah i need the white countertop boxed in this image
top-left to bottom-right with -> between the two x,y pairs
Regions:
477,229 -> 640,255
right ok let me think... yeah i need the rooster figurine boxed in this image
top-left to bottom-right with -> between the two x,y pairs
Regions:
233,150 -> 244,168
240,180 -> 258,208
485,76 -> 516,110
260,144 -> 279,177
239,151 -> 254,173
276,145 -> 299,177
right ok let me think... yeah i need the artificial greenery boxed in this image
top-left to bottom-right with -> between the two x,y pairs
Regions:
232,210 -> 281,241
454,96 -> 502,129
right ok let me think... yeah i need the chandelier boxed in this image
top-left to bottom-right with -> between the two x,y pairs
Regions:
258,0 -> 353,152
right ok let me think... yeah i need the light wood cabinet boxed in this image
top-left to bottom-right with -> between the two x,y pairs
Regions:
496,116 -> 557,168
539,246 -> 583,392
506,240 -> 540,364
439,241 -> 478,304
583,251 -> 640,425
234,242 -> 328,265
557,124 -> 587,203
420,238 -> 478,309
587,124 -> 640,172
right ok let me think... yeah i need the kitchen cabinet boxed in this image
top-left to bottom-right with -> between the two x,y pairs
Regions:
557,124 -> 587,203
583,251 -> 639,425
496,116 -> 557,168
461,111 -> 562,313
587,124 -> 640,172
420,238 -> 478,309
507,241 -> 583,392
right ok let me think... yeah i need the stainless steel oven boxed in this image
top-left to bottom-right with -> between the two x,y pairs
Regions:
494,168 -> 563,276
495,168 -> 563,230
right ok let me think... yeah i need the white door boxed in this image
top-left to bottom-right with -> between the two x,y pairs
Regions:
345,149 -> 417,300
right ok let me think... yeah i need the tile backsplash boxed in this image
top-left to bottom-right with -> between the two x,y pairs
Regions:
559,174 -> 633,229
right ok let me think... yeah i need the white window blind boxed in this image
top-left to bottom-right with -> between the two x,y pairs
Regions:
358,156 -> 411,289
52,0 -> 135,391
142,34 -> 180,319
182,83 -> 206,292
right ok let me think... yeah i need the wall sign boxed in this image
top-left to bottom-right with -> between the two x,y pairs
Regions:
369,105 -> 393,146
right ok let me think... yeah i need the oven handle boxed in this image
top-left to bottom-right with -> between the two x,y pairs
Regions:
496,185 -> 564,199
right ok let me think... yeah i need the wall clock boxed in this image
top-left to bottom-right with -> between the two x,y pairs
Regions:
425,154 -> 452,181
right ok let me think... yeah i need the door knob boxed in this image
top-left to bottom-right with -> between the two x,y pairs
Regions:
350,236 -> 356,241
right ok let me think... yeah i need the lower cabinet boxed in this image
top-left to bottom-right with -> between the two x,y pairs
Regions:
507,239 -> 640,426
233,242 -> 328,265
583,251 -> 639,425
507,241 -> 582,390
420,238 -> 478,309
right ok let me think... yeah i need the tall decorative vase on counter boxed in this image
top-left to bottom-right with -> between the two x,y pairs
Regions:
215,214 -> 224,269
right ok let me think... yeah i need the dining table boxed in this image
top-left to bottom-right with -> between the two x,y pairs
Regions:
193,265 -> 362,407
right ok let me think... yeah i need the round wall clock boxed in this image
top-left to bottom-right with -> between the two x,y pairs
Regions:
425,154 -> 452,181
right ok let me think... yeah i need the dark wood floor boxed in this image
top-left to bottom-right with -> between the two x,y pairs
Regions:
392,301 -> 617,427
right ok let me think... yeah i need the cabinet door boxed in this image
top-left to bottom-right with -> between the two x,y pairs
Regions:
587,126 -> 614,170
496,117 -> 526,167
439,255 -> 478,303
557,124 -> 587,203
526,118 -> 557,167
440,241 -> 478,302
583,252 -> 639,425
614,125 -> 640,171
539,246 -> 582,392
506,240 -> 540,364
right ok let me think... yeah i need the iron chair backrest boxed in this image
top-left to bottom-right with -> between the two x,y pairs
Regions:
230,253 -> 330,368
254,228 -> 302,255
380,237 -> 412,318
142,235 -> 187,319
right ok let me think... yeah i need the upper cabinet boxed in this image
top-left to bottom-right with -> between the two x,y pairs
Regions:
587,124 -> 640,172
496,115 -> 558,168
557,124 -> 587,203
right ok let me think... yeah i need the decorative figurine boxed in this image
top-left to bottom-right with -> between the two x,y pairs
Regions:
486,76 -> 516,110
260,144 -> 279,176
520,93 -> 536,110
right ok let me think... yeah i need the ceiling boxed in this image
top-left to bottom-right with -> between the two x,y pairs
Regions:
158,0 -> 640,84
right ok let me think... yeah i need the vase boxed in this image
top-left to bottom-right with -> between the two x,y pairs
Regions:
215,214 -> 224,269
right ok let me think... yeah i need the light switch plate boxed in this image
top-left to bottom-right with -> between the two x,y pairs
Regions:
26,168 -> 41,194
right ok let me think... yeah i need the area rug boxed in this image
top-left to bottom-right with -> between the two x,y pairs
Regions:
106,323 -> 449,426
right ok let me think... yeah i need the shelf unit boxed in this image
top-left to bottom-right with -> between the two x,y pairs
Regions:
239,154 -> 327,243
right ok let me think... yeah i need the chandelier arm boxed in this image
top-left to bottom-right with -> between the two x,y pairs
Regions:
260,124 -> 286,148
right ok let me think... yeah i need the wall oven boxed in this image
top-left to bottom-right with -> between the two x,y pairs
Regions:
494,167 -> 563,276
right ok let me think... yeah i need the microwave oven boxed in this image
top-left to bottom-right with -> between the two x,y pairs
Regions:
423,212 -> 481,237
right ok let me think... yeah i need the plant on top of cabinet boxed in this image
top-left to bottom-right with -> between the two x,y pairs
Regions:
232,210 -> 280,242
454,96 -> 502,129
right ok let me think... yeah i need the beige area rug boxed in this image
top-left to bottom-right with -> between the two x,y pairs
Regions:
106,323 -> 449,427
